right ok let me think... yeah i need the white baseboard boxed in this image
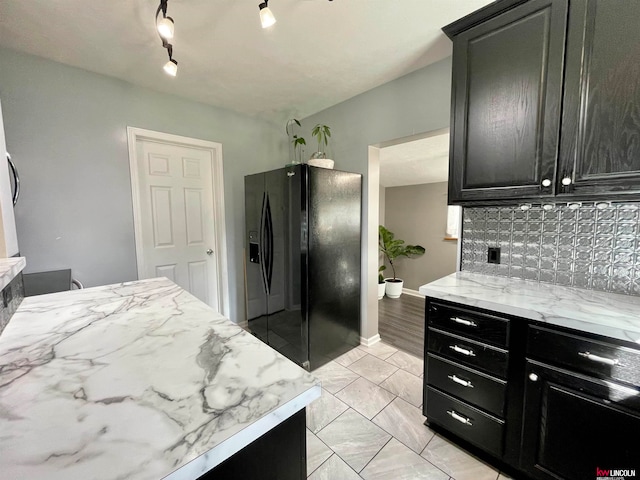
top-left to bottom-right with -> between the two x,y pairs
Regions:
360,334 -> 381,347
402,288 -> 425,298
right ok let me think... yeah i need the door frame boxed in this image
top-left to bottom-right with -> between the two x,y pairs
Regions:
127,126 -> 230,317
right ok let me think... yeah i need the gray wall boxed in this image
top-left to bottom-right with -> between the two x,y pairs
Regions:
384,182 -> 457,290
0,47 -> 286,324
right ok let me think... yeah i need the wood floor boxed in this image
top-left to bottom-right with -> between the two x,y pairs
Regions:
378,294 -> 425,359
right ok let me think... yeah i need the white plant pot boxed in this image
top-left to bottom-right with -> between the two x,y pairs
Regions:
384,279 -> 404,298
308,158 -> 334,169
377,282 -> 386,300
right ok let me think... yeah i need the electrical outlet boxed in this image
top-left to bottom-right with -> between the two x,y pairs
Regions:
488,247 -> 501,264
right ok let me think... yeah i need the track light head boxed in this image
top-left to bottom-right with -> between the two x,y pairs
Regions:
163,58 -> 178,76
157,16 -> 174,40
259,2 -> 276,28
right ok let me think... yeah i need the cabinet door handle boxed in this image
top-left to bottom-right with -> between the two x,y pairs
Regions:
447,410 -> 473,426
541,178 -> 552,187
578,351 -> 619,366
449,345 -> 476,357
561,176 -> 572,186
450,317 -> 478,327
448,374 -> 474,388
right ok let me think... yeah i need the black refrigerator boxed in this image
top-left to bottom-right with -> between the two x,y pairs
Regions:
245,164 -> 361,370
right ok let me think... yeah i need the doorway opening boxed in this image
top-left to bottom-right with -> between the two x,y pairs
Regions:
365,127 -> 459,355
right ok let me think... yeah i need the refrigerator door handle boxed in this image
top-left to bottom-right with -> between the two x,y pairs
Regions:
7,153 -> 19,207
265,194 -> 274,291
259,192 -> 270,295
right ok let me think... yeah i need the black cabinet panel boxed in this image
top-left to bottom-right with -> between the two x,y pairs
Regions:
199,409 -> 306,480
427,353 -> 507,417
428,327 -> 509,378
528,325 -> 640,386
426,386 -> 505,458
448,0 -> 567,203
559,0 -> 640,197
521,361 -> 640,480
428,302 -> 509,347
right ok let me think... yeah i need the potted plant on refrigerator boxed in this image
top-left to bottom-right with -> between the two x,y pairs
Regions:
308,123 -> 334,169
378,266 -> 386,300
378,225 -> 425,298
286,118 -> 306,165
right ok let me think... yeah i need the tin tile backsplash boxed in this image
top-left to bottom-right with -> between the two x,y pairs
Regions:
461,203 -> 640,295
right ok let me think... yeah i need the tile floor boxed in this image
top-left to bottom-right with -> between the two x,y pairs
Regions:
306,341 -> 512,480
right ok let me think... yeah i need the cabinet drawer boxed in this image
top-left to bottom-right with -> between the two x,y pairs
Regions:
528,326 -> 640,386
428,302 -> 509,347
427,328 -> 509,378
427,353 -> 506,417
426,386 -> 504,458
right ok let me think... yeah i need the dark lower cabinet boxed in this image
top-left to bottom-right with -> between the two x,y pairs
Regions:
521,361 -> 640,480
424,297 -> 640,480
198,409 -> 306,480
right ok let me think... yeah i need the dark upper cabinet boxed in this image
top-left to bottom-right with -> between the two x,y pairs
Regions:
446,0 -> 640,204
557,0 -> 640,198
447,0 -> 568,203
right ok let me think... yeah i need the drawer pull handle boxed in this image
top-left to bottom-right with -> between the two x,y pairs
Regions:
450,345 -> 476,357
450,317 -> 478,327
448,374 -> 474,388
447,410 -> 473,426
578,351 -> 619,366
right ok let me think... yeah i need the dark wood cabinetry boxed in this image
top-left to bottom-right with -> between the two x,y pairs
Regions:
424,298 -> 640,480
521,360 -> 640,480
558,0 -> 640,198
447,0 -> 567,203
446,0 -> 640,205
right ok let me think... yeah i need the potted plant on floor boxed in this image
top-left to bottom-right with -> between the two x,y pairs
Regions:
378,266 -> 386,300
308,123 -> 334,169
379,225 -> 425,299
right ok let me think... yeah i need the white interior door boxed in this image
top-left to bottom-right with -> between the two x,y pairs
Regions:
128,128 -> 228,314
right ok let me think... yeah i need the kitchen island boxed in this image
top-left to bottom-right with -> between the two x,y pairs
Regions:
0,277 -> 320,480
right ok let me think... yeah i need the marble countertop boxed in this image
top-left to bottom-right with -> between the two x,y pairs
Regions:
0,277 -> 320,480
0,256 -> 25,290
419,272 -> 640,344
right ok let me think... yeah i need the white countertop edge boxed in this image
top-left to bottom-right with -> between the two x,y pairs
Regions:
419,284 -> 640,345
0,257 -> 25,291
164,383 -> 322,480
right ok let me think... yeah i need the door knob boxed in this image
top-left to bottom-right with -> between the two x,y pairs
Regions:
206,249 -> 214,256
541,178 -> 552,187
561,177 -> 572,186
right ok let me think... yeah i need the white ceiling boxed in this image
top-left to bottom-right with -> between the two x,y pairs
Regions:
379,132 -> 450,187
0,0 -> 493,122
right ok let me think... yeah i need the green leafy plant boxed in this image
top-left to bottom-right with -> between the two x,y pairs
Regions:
378,265 -> 386,284
311,124 -> 331,156
286,118 -> 306,163
378,225 -> 425,281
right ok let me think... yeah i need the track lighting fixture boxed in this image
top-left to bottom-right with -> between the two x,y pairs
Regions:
164,58 -> 178,77
157,16 -> 174,40
156,0 -> 178,76
151,0 -> 335,75
259,1 -> 276,28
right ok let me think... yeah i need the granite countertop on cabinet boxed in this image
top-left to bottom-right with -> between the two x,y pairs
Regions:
0,277 -> 320,480
0,256 -> 25,290
419,272 -> 640,344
